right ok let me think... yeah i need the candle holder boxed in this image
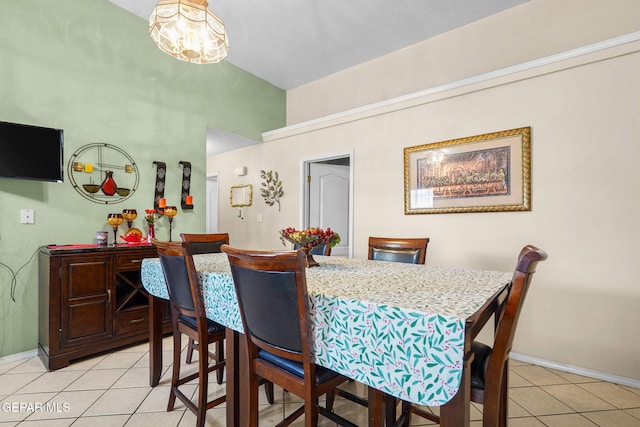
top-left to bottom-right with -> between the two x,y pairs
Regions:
122,209 -> 137,228
107,213 -> 123,245
164,206 -> 178,241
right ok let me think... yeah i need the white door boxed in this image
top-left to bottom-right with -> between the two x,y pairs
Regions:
206,175 -> 219,233
308,162 -> 349,256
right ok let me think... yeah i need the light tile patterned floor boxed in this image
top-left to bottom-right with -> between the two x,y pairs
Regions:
0,338 -> 639,426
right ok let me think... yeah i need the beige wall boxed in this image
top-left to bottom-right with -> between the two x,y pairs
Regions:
208,1 -> 640,381
287,0 -> 640,124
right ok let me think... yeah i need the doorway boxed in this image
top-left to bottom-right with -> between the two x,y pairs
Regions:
302,151 -> 353,257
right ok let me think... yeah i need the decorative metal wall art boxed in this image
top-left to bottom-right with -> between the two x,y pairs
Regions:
260,170 -> 283,211
68,143 -> 139,204
152,161 -> 166,213
178,161 -> 193,210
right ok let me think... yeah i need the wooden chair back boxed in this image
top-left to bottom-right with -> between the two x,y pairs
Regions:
222,245 -> 310,362
476,245 -> 548,423
180,233 -> 229,255
398,244 -> 548,427
367,237 -> 429,264
222,244 -> 375,426
152,239 -> 227,426
154,240 -> 207,321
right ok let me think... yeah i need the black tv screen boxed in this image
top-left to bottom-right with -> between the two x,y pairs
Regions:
0,120 -> 64,182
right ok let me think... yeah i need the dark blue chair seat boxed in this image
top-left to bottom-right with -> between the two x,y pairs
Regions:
258,350 -> 341,385
470,341 -> 493,389
179,314 -> 226,335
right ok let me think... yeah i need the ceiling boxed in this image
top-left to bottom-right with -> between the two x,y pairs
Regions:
108,0 -> 527,91
107,0 -> 528,154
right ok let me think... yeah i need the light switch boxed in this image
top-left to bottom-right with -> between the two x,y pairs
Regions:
20,209 -> 35,224
257,213 -> 263,222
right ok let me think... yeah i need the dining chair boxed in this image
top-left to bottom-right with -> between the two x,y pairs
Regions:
181,232 -> 229,255
221,244 -> 358,427
393,244 -> 548,427
293,242 -> 332,256
180,233 -> 275,404
153,240 -> 226,427
367,236 -> 430,264
180,233 -> 229,368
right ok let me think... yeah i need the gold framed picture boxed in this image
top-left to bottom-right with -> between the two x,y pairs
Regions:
404,127 -> 531,214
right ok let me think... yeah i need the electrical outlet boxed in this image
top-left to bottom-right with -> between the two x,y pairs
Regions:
20,209 -> 35,224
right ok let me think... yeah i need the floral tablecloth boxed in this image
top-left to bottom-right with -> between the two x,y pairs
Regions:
141,253 -> 511,406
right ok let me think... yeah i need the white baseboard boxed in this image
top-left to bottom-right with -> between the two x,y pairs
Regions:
510,352 -> 640,389
0,349 -> 38,367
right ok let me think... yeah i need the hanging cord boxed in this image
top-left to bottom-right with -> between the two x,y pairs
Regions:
0,248 -> 39,302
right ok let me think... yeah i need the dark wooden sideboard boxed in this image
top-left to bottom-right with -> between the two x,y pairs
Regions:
38,243 -> 171,370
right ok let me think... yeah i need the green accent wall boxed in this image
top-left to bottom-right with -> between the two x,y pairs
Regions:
0,0 -> 285,357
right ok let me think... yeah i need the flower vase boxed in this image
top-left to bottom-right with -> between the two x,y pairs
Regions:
147,225 -> 155,242
300,247 -> 320,268
101,170 -> 118,196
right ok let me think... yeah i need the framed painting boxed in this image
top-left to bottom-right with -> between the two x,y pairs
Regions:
404,127 -> 531,214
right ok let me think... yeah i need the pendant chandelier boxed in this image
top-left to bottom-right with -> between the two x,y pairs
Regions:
149,0 -> 229,64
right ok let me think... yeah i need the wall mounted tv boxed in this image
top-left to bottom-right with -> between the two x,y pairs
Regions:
0,120 -> 64,182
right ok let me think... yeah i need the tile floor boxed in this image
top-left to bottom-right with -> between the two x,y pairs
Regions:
1,338 -> 639,426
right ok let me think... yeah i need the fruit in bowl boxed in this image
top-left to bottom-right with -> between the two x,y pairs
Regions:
120,228 -> 143,243
279,227 -> 340,249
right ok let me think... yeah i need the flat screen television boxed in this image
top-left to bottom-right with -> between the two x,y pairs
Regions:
0,120 -> 64,182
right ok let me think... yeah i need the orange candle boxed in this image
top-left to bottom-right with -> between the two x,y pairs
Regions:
158,198 -> 166,208
185,195 -> 193,205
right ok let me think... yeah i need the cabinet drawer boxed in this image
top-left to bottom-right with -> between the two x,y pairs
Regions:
116,251 -> 154,272
116,308 -> 148,334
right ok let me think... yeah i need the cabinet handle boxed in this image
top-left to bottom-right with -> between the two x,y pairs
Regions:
107,289 -> 112,304
130,318 -> 145,324
130,259 -> 142,264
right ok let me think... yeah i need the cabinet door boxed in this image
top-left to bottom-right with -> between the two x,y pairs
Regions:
60,255 -> 113,348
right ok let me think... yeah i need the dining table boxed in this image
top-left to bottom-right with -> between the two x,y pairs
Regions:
141,253 -> 512,426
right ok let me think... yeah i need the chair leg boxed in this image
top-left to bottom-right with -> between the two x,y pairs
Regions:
397,401 -> 412,427
385,395 -> 397,426
325,388 -> 336,411
215,340 -> 224,384
264,381 -> 274,404
185,338 -> 196,364
305,397 -> 319,427
167,330 -> 181,411
195,337 -> 209,427
499,364 -> 509,427
248,373 -> 261,427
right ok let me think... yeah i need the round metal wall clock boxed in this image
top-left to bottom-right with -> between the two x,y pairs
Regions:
68,143 -> 140,204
